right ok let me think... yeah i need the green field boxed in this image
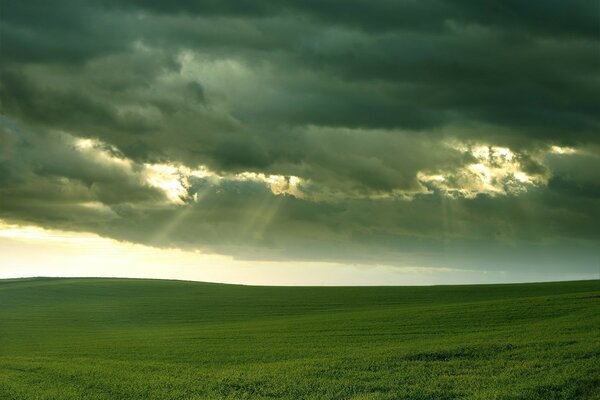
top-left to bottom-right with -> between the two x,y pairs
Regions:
1,278 -> 599,399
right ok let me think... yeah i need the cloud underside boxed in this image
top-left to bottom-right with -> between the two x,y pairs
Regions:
1,0 -> 599,273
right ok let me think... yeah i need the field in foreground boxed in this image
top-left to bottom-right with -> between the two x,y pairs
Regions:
0,278 -> 599,400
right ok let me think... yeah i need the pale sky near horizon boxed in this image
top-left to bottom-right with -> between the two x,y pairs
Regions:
1,220 -> 597,286
1,1 -> 599,285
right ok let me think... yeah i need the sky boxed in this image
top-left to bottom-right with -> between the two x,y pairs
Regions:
0,1 -> 599,285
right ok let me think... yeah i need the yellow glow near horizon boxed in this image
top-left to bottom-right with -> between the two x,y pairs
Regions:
0,220 -> 501,286
0,221 -> 104,244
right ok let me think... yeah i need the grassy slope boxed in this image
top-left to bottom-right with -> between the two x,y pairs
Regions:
0,278 -> 599,400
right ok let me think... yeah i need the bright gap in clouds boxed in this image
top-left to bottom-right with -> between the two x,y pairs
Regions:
0,220 -> 516,286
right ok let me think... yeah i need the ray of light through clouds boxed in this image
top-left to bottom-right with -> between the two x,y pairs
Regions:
1,0 -> 599,284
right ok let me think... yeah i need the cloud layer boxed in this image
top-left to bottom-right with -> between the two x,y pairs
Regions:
1,0 -> 599,277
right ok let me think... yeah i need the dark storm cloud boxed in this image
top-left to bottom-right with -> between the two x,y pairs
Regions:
0,0 -> 598,275
2,1 -> 598,143
106,0 -> 598,39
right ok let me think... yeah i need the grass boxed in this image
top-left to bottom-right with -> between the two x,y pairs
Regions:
0,277 -> 599,399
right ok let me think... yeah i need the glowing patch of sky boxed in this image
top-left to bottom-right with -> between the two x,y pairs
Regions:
1,220 -> 592,285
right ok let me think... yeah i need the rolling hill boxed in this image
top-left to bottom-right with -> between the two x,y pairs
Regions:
1,278 -> 599,399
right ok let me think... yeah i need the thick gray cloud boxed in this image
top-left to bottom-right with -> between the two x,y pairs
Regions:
0,0 -> 598,278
